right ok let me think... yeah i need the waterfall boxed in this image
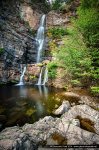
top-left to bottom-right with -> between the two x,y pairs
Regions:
42,67 -> 48,85
46,0 -> 55,5
37,67 -> 43,85
37,66 -> 48,86
17,14 -> 47,86
17,66 -> 26,85
36,15 -> 46,63
35,14 -> 48,86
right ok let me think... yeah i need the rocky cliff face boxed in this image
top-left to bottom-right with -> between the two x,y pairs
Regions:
0,0 -> 41,83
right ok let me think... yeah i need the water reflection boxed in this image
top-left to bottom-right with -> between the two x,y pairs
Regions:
0,85 -> 63,129
19,86 -> 27,98
38,85 -> 43,96
43,86 -> 48,99
37,85 -> 48,99
36,101 -> 44,116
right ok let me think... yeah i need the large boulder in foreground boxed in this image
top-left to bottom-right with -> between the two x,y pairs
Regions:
0,105 -> 99,149
61,104 -> 99,134
53,101 -> 71,115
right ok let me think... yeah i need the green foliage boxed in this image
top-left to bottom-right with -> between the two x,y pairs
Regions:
48,0 -> 99,86
71,80 -> 81,86
54,27 -> 92,79
48,27 -> 68,39
59,3 -> 70,13
90,86 -> 99,94
0,48 -> 4,55
80,0 -> 99,8
75,1 -> 99,80
76,8 -> 99,47
48,62 -> 58,79
28,29 -> 36,36
31,0 -> 50,13
51,0 -> 61,10
63,85 -> 68,91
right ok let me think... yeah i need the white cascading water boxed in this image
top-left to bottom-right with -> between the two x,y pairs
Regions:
36,14 -> 48,86
46,0 -> 55,5
37,66 -> 48,86
17,66 -> 26,85
36,15 -> 46,63
17,15 -> 47,86
37,67 -> 43,85
42,67 -> 48,85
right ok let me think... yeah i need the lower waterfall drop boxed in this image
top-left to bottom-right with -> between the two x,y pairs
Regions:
42,67 -> 48,85
37,67 -> 43,85
37,66 -> 48,86
17,66 -> 26,85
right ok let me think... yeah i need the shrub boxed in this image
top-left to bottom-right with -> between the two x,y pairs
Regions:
90,86 -> 99,94
48,61 -> 58,79
55,26 -> 92,79
71,80 -> 81,86
0,48 -> 4,55
48,27 -> 68,39
80,0 -> 99,8
76,8 -> 99,47
51,0 -> 61,10
75,3 -> 99,80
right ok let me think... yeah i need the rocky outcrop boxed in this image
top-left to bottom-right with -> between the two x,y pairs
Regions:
0,0 -> 41,83
20,2 -> 40,30
61,104 -> 99,134
53,100 -> 71,115
62,91 -> 99,109
0,105 -> 99,149
46,10 -> 70,28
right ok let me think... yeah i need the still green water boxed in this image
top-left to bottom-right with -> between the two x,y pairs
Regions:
0,85 -> 64,129
0,85 -> 82,130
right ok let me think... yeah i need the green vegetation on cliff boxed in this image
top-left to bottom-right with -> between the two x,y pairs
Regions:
48,0 -> 99,89
75,0 -> 99,81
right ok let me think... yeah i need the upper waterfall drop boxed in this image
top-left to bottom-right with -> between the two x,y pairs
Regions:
36,15 -> 46,63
